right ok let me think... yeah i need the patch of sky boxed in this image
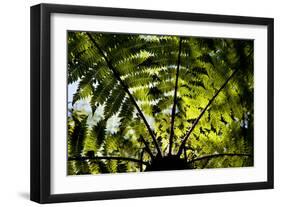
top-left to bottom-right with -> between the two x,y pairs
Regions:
67,74 -> 169,135
105,114 -> 122,134
139,35 -> 159,42
68,82 -> 123,134
144,115 -> 155,130
68,81 -> 78,107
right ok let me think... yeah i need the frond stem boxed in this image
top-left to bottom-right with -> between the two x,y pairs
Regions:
86,33 -> 162,157
169,37 -> 183,155
187,153 -> 252,164
68,156 -> 149,165
140,149 -> 145,172
177,68 -> 239,156
140,135 -> 155,160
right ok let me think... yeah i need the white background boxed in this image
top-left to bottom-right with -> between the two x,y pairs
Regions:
51,13 -> 267,194
0,0 -> 279,206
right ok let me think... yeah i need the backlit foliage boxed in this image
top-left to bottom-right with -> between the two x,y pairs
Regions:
67,31 -> 253,175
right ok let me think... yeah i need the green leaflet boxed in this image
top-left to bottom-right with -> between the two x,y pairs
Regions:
104,85 -> 126,119
67,110 -> 88,158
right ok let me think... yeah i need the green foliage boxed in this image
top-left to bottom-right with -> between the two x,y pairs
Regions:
67,32 -> 254,175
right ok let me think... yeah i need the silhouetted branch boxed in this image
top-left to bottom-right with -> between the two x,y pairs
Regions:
169,37 -> 183,155
140,135 -> 155,160
140,149 -> 145,172
177,68 -> 239,156
68,156 -> 149,165
187,153 -> 252,164
86,32 -> 162,157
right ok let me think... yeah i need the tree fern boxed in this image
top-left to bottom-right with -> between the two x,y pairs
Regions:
67,31 -> 254,174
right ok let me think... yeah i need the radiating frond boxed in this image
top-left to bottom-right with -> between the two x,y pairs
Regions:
67,31 -> 254,174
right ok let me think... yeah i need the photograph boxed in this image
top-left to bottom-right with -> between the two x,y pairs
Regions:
67,31 -> 254,175
30,3 -> 274,203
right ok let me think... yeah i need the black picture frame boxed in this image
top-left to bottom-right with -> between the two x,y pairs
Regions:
30,3 -> 274,204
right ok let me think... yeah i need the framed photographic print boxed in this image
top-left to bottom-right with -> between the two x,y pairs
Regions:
30,3 -> 274,203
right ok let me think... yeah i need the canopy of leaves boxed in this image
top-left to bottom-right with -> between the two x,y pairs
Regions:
67,31 -> 253,175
